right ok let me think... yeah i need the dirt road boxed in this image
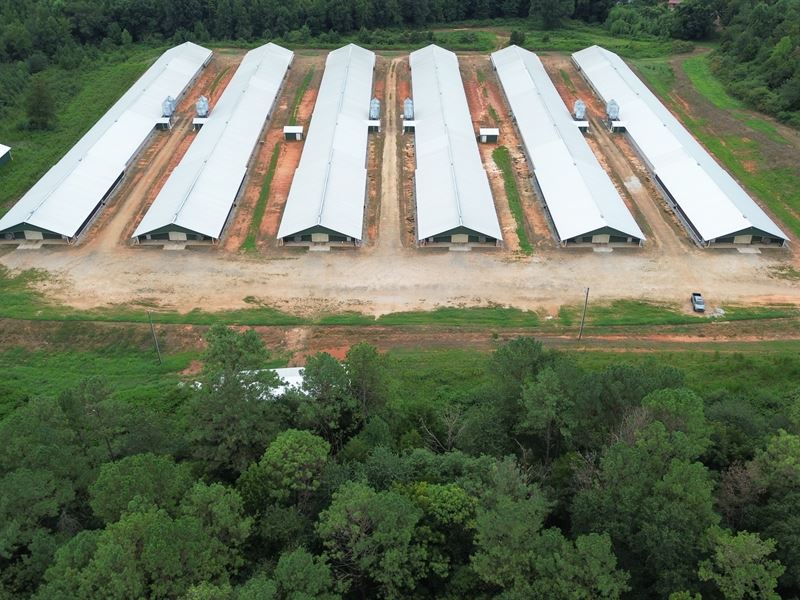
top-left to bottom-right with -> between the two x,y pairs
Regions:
376,58 -> 402,253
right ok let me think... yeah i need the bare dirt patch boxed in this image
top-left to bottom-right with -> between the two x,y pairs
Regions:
459,56 -> 551,252
396,57 -> 417,247
222,55 -> 325,252
363,57 -> 389,247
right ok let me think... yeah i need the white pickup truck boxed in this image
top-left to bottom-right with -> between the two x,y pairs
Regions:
691,292 -> 705,313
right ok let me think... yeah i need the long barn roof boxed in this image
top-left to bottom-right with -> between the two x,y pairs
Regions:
0,42 -> 212,239
573,45 -> 787,243
410,45 -> 502,242
492,45 -> 643,243
134,43 -> 293,240
277,44 -> 375,241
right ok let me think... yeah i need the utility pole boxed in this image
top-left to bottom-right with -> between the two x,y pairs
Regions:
578,287 -> 590,341
148,311 -> 162,365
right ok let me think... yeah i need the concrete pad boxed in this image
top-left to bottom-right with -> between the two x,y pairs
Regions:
163,243 -> 186,251
16,241 -> 43,250
623,176 -> 642,192
737,247 -> 761,254
449,245 -> 471,252
593,246 -> 614,253
309,245 -> 331,252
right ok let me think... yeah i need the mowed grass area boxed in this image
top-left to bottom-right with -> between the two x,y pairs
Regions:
0,47 -> 163,212
558,299 -> 800,328
633,54 -> 800,239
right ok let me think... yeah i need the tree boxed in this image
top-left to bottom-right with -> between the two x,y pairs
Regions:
316,481 -> 425,597
88,453 -> 194,523
235,574 -> 277,600
529,0 -> 575,30
641,388 -> 712,459
185,326 -> 283,480
397,481 -> 478,581
739,431 -> 800,591
237,429 -> 330,511
345,342 -> 388,423
509,30 -> 526,46
296,352 -> 359,451
39,505 -> 245,599
26,76 -> 56,129
518,367 -> 574,464
672,0 -> 716,40
0,397 -> 88,536
472,495 -> 629,598
698,528 -> 784,600
572,422 -> 718,596
272,548 -> 340,599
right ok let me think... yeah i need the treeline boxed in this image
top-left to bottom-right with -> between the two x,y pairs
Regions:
715,0 -> 800,124
1,1 -> 794,126
1,326 -> 799,599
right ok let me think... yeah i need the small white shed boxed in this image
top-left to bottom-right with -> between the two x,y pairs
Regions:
283,125 -> 304,141
478,128 -> 499,143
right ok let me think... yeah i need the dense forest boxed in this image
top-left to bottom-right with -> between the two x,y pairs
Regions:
1,326 -> 799,599
0,0 -> 798,126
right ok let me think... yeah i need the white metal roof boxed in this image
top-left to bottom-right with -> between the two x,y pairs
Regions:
277,44 -> 375,241
134,43 -> 293,240
273,367 -> 304,395
0,144 -> 9,157
573,45 -> 787,243
410,45 -> 502,241
0,42 -> 211,239
492,46 -> 644,242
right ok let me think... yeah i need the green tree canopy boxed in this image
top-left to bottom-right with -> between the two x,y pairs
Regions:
316,481 -> 425,597
698,527 -> 784,600
238,429 -> 330,511
89,453 -> 194,523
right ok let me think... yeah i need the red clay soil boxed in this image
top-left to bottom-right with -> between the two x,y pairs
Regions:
458,57 -> 551,250
395,58 -> 417,247
460,60 -> 521,251
363,57 -> 389,246
237,57 -> 325,250
221,56 -> 325,251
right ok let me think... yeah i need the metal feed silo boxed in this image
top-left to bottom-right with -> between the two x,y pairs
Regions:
369,97 -> 381,120
606,99 -> 620,121
403,98 -> 414,120
162,96 -> 177,117
573,99 -> 586,120
196,96 -> 210,118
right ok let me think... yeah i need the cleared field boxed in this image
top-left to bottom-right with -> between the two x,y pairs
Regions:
0,47 -> 797,325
